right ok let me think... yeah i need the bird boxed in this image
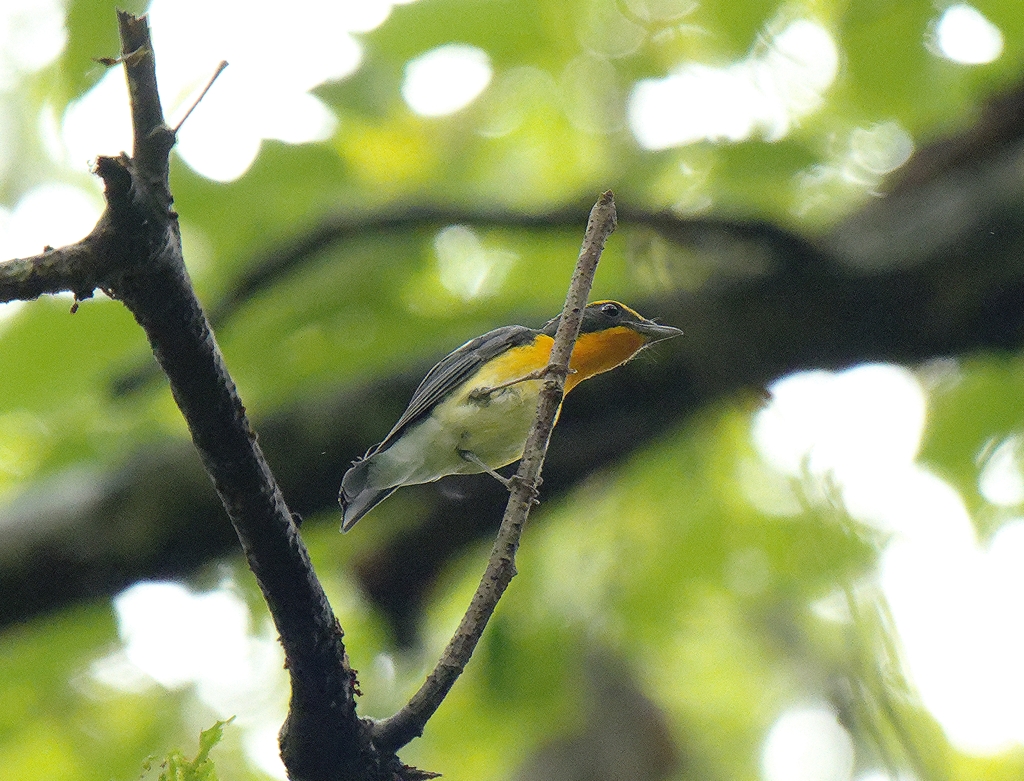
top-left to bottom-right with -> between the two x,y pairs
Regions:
339,300 -> 682,530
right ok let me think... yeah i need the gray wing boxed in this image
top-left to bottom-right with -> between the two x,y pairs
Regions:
370,324 -> 537,455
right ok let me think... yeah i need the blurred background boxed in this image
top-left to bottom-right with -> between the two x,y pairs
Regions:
2,0 -> 1024,779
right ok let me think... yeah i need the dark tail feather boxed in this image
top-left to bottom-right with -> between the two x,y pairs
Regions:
340,486 -> 398,531
339,458 -> 396,531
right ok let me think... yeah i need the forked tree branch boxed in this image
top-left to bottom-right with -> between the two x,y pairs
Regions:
371,191 -> 617,753
0,12 -> 367,781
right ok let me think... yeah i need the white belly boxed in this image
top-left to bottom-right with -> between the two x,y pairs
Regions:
367,380 -> 545,490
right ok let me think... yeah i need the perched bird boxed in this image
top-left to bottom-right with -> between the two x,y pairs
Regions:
339,300 -> 682,530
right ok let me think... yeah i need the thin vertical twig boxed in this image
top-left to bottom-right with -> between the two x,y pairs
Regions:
372,191 -> 618,753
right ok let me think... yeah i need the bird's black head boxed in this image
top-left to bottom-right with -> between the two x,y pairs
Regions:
542,300 -> 682,342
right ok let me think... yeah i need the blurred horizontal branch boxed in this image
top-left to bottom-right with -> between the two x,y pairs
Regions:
108,204 -> 816,396
4,79 -> 1024,643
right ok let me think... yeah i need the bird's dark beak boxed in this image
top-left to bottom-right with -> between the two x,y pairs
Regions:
632,320 -> 683,343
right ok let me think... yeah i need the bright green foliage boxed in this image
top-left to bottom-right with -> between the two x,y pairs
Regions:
141,719 -> 233,781
0,604 -> 185,781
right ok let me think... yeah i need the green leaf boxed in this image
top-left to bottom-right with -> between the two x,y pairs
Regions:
147,718 -> 234,781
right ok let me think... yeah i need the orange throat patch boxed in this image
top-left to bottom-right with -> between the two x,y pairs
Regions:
564,327 -> 647,393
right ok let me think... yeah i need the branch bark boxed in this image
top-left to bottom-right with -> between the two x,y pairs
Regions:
107,13 -> 370,781
0,240 -> 103,304
0,12 -> 368,781
371,191 -> 618,754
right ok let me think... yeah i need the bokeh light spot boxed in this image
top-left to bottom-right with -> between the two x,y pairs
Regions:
629,18 -> 837,150
761,703 -> 854,781
402,44 -> 492,117
934,4 -> 1003,65
434,224 -> 516,300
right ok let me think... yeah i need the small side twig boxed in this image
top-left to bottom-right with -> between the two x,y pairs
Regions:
0,241 -> 103,304
371,191 -> 618,754
173,60 -> 229,133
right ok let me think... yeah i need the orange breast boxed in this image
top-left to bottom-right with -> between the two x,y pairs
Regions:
565,327 -> 647,393
485,327 -> 647,396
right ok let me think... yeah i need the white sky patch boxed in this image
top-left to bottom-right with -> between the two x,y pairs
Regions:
882,520 -> 1024,754
761,703 -> 854,781
753,364 -> 925,481
0,0 -> 66,182
933,4 -> 1003,65
62,71 -> 133,169
628,18 -> 838,150
93,581 -> 289,779
59,0 -> 411,182
752,364 -> 1024,756
0,0 -> 66,90
402,44 -> 492,117
876,515 -> 1024,753
0,183 -> 103,260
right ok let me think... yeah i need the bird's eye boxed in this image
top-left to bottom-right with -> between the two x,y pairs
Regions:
600,302 -> 620,317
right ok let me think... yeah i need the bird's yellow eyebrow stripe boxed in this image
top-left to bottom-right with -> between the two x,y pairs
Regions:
588,300 -> 643,319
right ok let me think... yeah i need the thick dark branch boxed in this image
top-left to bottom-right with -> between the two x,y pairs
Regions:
105,197 -> 364,779
117,10 -> 174,183
371,192 -> 617,754
0,240 -> 103,303
104,15 -> 367,781
0,11 -> 371,781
